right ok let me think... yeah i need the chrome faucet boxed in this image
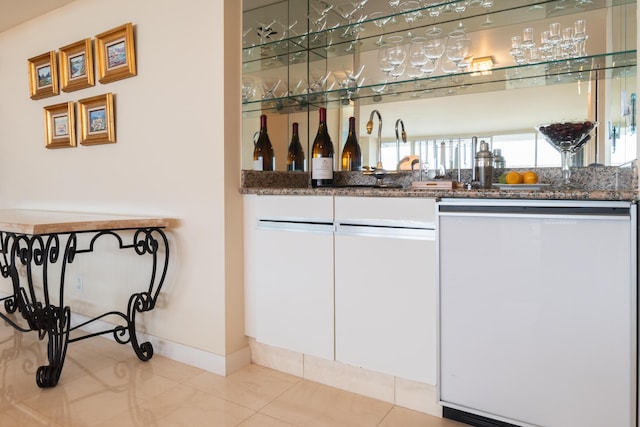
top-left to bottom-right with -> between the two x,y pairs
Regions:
394,119 -> 406,170
366,109 -> 383,171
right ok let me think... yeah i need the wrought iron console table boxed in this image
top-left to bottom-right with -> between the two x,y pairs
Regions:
0,209 -> 170,388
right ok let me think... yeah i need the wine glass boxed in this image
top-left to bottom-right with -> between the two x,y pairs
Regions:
424,1 -> 444,35
370,12 -> 392,45
481,0 -> 494,26
386,35 -> 407,73
440,57 -> 460,94
389,0 -> 401,23
261,78 -> 282,99
378,43 -> 396,77
445,35 -> 470,68
242,77 -> 256,103
256,16 -> 277,45
424,32 -> 445,67
536,121 -> 598,187
409,37 -> 429,70
400,1 -> 420,38
371,78 -> 388,102
573,19 -> 588,57
451,0 -> 469,33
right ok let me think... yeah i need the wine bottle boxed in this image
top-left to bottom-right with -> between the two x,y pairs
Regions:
311,107 -> 334,187
253,114 -> 275,171
287,122 -> 305,172
341,116 -> 362,171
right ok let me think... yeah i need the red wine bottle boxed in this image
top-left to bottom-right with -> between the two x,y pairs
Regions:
253,114 -> 275,171
341,116 -> 362,171
287,122 -> 305,172
311,108 -> 334,187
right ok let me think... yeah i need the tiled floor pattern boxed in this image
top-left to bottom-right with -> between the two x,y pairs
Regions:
0,325 -> 467,427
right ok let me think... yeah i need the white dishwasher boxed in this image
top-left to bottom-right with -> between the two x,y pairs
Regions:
437,199 -> 637,427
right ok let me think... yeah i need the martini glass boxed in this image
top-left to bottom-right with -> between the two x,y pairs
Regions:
536,121 -> 597,187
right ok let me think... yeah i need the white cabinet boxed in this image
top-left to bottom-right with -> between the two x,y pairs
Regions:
334,197 -> 437,384
244,195 -> 334,360
244,194 -> 439,382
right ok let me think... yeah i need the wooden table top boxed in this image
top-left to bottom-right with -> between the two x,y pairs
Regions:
0,209 -> 172,235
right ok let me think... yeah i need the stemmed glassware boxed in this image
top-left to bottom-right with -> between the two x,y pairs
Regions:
256,16 -> 277,46
261,78 -> 282,100
407,36 -> 428,93
424,1 -> 444,35
242,77 -> 256,103
451,0 -> 469,33
370,12 -> 392,45
536,121 -> 597,187
386,35 -> 407,77
445,34 -> 470,68
400,1 -> 421,38
573,19 -> 588,57
389,0 -> 401,23
424,31 -> 446,68
378,44 -> 396,78
509,20 -> 589,65
409,37 -> 429,71
480,0 -> 494,26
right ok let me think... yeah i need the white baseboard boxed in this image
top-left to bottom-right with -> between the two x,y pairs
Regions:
0,292 -> 250,376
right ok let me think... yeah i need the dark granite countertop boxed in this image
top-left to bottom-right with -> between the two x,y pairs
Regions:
241,185 -> 636,201
241,165 -> 639,202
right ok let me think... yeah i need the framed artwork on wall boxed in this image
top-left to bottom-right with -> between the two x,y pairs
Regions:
59,38 -> 95,92
43,102 -> 76,148
28,51 -> 59,100
95,23 -> 137,84
78,93 -> 115,145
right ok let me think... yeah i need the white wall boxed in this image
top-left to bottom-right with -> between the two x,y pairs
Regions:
0,0 -> 246,366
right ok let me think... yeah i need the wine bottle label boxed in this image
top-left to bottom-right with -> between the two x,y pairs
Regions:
253,157 -> 263,171
312,157 -> 333,179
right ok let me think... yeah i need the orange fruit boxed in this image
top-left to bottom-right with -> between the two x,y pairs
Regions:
505,171 -> 523,184
522,171 -> 539,184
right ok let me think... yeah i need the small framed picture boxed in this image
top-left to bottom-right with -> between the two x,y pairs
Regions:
95,23 -> 137,84
44,102 -> 75,148
59,38 -> 94,92
28,51 -> 59,100
78,93 -> 115,145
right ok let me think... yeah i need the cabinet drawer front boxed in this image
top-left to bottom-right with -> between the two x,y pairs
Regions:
335,196 -> 435,225
253,195 -> 333,222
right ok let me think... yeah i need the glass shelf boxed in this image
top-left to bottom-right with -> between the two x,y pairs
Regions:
242,50 -> 637,115
242,0 -> 634,72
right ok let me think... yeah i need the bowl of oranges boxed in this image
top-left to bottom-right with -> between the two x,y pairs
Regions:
495,170 -> 549,190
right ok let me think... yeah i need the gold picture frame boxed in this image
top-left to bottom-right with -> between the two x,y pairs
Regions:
78,93 -> 115,145
59,38 -> 94,92
44,102 -> 75,149
95,23 -> 136,84
28,51 -> 59,100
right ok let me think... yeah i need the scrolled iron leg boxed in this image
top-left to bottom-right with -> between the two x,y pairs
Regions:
112,292 -> 154,362
36,306 -> 71,388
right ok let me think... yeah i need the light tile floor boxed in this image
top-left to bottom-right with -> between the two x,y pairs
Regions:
0,325 -> 467,427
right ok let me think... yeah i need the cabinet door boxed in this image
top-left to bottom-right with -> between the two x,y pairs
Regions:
334,196 -> 437,384
248,195 -> 335,360
335,232 -> 436,384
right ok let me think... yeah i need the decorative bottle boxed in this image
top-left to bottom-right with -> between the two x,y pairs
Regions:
287,122 -> 305,172
253,114 -> 275,171
341,116 -> 362,171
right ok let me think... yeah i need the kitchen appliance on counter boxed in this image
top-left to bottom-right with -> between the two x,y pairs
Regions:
437,198 -> 637,427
